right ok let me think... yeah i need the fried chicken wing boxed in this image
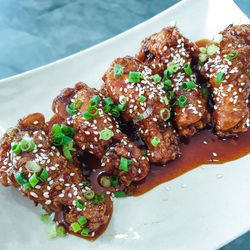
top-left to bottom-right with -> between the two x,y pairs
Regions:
219,24 -> 250,51
0,113 -> 111,238
102,56 -> 180,164
52,82 -> 149,186
136,26 -> 210,137
201,25 -> 250,137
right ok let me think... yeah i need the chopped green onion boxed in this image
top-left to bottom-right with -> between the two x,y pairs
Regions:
104,97 -> 114,106
52,133 -> 64,146
164,69 -> 171,77
119,95 -> 127,104
207,44 -> 219,55
162,96 -> 169,106
39,168 -> 49,182
114,191 -> 126,197
100,175 -> 111,188
84,190 -> 95,200
89,95 -> 100,106
129,72 -> 142,83
100,128 -> 114,141
181,81 -> 197,90
214,34 -> 223,44
63,141 -> 76,162
25,161 -> 41,173
20,137 -> 36,152
199,47 -> 207,54
167,62 -> 179,73
168,91 -> 174,99
178,95 -> 187,107
52,124 -> 61,134
48,223 -> 57,239
248,70 -> 250,76
82,106 -> 99,120
201,85 -> 211,100
56,226 -> 66,237
29,173 -> 39,188
12,143 -> 21,155
78,216 -> 87,226
216,72 -> 225,83
198,53 -> 207,63
81,181 -> 90,186
103,105 -> 111,113
87,106 -> 99,117
164,79 -> 172,87
71,100 -> 82,110
61,124 -> 75,137
138,96 -> 146,102
152,74 -> 161,83
110,106 -> 120,118
81,228 -> 89,236
183,63 -> 192,76
226,51 -> 238,60
119,157 -> 130,172
160,108 -> 171,121
151,136 -> 160,147
75,199 -> 85,209
114,64 -> 124,77
117,104 -> 126,111
71,222 -> 81,233
40,214 -> 50,223
110,176 -> 119,187
23,183 -> 32,190
82,112 -> 92,120
93,193 -> 105,205
14,172 -> 27,185
66,105 -> 77,115
66,100 -> 82,115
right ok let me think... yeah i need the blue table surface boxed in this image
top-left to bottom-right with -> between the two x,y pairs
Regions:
0,0 -> 249,248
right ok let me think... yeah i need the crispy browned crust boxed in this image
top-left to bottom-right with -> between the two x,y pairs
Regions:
201,25 -> 250,137
136,26 -> 210,137
0,113 -> 110,236
102,56 -> 181,164
52,82 -> 150,186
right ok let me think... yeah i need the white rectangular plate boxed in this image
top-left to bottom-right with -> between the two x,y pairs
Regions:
0,0 -> 249,249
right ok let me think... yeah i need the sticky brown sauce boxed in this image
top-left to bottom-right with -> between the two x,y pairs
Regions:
85,127 -> 250,197
195,39 -> 213,48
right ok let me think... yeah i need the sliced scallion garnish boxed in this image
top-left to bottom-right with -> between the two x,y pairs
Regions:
93,193 -> 105,205
99,128 -> 114,141
152,74 -> 161,83
114,191 -> 126,197
181,81 -> 197,90
226,51 -> 238,60
12,143 -> 21,155
177,95 -> 187,107
183,62 -> 192,76
89,95 -> 100,106
151,136 -> 160,147
113,64 -> 124,77
216,72 -> 225,83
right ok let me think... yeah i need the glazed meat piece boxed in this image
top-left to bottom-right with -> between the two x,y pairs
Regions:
102,56 -> 180,164
52,82 -> 149,186
201,25 -> 250,137
0,113 -> 111,238
219,24 -> 250,51
136,26 -> 210,137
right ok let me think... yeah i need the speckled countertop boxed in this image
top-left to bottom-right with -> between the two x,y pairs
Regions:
0,0 -> 249,249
